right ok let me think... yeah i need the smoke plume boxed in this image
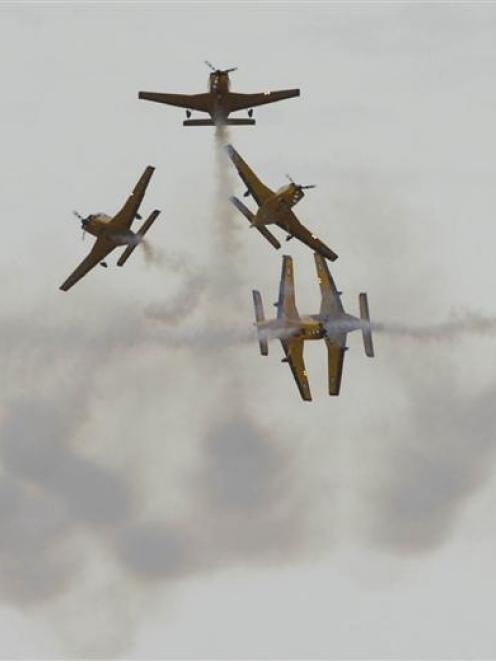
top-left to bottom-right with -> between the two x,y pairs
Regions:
373,311 -> 496,341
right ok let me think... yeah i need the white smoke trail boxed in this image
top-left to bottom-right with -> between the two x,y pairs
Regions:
213,125 -> 240,256
372,311 -> 496,341
139,239 -> 208,326
141,239 -> 191,273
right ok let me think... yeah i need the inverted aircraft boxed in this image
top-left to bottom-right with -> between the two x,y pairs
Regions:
138,61 -> 300,127
226,145 -> 338,261
252,254 -> 374,400
60,166 -> 161,292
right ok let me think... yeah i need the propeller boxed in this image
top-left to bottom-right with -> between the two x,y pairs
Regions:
73,210 -> 88,240
205,60 -> 237,74
285,174 -> 316,190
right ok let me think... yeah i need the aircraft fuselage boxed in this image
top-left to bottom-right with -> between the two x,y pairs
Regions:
208,72 -> 232,122
255,184 -> 305,226
259,311 -> 363,345
83,213 -> 136,246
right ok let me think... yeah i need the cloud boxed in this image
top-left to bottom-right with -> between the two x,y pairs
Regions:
366,357 -> 496,552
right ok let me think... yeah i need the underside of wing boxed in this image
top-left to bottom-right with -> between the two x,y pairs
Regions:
111,166 -> 155,232
285,213 -> 338,262
314,253 -> 344,315
325,338 -> 346,396
281,337 -> 312,401
227,89 -> 300,112
230,196 -> 281,249
277,255 -> 299,320
225,144 -> 273,207
59,238 -> 114,292
138,91 -> 212,113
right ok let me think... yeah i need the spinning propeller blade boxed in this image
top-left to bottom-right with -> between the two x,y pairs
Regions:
73,210 -> 88,239
285,174 -> 316,190
205,60 -> 237,74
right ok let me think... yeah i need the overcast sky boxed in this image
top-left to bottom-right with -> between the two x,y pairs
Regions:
2,1 -> 496,658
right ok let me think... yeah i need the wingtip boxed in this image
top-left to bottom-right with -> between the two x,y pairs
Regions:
224,144 -> 235,158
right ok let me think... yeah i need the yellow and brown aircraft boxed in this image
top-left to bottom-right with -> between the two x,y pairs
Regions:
60,166 -> 161,292
226,144 -> 338,261
138,61 -> 300,126
252,254 -> 374,401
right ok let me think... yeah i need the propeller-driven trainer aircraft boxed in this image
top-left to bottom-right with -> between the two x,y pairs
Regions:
252,254 -> 374,400
226,145 -> 338,261
60,166 -> 161,292
138,61 -> 300,127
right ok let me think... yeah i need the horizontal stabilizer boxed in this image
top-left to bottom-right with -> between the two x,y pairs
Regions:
183,118 -> 256,127
252,290 -> 268,356
230,196 -> 281,250
223,118 -> 256,126
359,292 -> 374,357
183,119 -> 216,126
117,210 -> 161,267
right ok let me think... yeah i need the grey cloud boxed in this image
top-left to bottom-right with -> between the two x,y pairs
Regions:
0,476 -> 78,605
194,412 -> 309,564
199,414 -> 289,513
114,522 -> 201,581
368,364 -> 496,552
1,398 -> 134,526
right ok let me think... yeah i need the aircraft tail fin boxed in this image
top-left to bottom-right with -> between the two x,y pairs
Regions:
252,290 -> 269,356
230,196 -> 281,250
359,293 -> 375,357
117,209 -> 161,267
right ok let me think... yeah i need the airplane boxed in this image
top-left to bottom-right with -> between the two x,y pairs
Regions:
138,61 -> 300,127
226,144 -> 338,261
252,253 -> 374,401
60,166 -> 161,292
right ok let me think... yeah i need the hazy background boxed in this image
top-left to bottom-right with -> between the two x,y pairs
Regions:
1,1 -> 496,657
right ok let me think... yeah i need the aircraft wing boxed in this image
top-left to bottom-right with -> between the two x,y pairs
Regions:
111,166 -> 155,232
281,337 -> 312,401
283,212 -> 338,261
325,338 -> 346,396
60,237 -> 114,292
225,144 -> 274,207
227,89 -> 300,112
138,91 -> 212,113
230,196 -> 281,250
314,253 -> 344,315
277,255 -> 299,320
